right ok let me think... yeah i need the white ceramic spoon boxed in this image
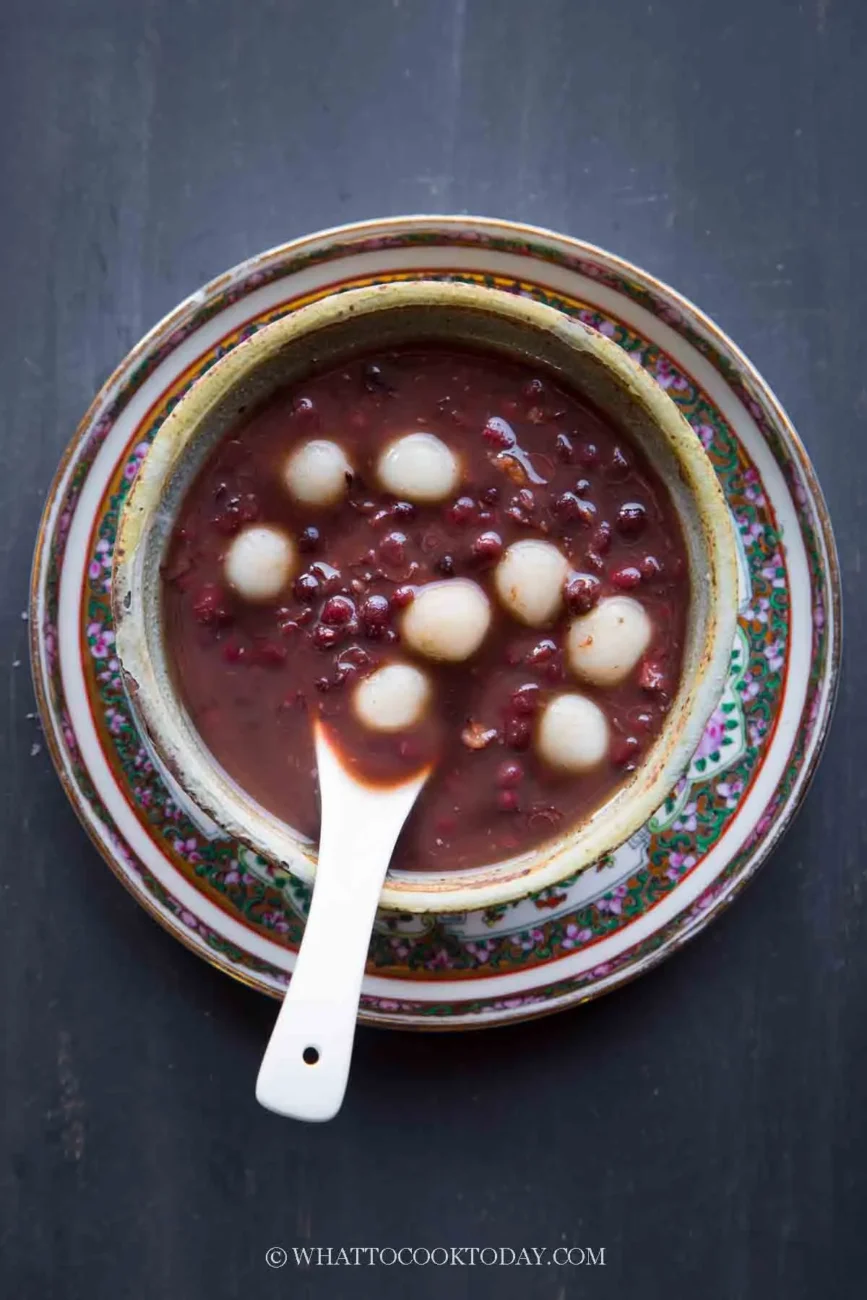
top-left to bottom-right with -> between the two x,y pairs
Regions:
255,720 -> 430,1122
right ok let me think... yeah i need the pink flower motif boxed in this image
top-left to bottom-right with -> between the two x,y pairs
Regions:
745,596 -> 771,625
740,677 -> 761,702
716,776 -> 744,809
695,706 -> 726,759
88,560 -> 102,580
61,712 -> 79,757
180,910 -> 198,930
371,999 -> 401,1012
653,354 -> 689,392
44,626 -> 57,675
755,807 -> 776,838
133,784 -> 152,808
263,909 -> 290,934
597,882 -> 628,915
761,551 -> 786,589
89,627 -> 115,659
517,926 -> 546,951
466,938 -> 495,960
223,858 -> 249,885
743,468 -> 766,505
814,599 -> 825,630
696,423 -> 716,449
666,851 -> 697,881
764,639 -> 785,673
738,517 -> 765,546
175,835 -> 201,864
673,801 -> 698,833
426,948 -> 452,971
389,938 -> 411,959
561,923 -> 592,950
104,707 -> 124,736
133,747 -> 154,774
749,717 -> 768,747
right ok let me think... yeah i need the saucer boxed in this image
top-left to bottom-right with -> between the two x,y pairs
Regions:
30,216 -> 841,1029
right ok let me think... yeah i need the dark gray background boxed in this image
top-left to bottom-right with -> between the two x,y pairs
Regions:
0,1 -> 862,1297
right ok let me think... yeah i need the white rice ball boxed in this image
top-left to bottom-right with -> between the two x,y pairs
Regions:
224,525 -> 296,603
283,439 -> 352,507
494,539 -> 569,627
536,693 -> 610,773
401,579 -> 491,662
566,596 -> 652,687
377,432 -> 460,503
353,662 -> 431,733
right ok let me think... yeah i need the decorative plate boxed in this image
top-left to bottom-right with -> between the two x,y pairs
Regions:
30,217 -> 840,1030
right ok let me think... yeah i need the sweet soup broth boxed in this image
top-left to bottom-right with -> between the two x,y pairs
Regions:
162,346 -> 690,872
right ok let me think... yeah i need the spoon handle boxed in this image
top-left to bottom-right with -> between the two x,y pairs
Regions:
256,731 -> 427,1121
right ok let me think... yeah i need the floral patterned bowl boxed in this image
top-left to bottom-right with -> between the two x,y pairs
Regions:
111,278 -> 738,914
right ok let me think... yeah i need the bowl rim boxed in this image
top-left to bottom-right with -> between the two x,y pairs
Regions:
112,278 -> 739,913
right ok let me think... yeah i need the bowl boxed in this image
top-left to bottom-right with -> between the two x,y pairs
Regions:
112,279 -> 738,914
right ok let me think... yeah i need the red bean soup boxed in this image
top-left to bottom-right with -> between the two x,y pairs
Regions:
162,345 -> 690,873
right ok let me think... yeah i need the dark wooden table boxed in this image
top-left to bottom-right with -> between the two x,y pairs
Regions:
1,2 -> 862,1296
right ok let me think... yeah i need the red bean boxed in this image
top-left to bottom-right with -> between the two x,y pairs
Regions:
525,639 -> 557,666
378,532 -> 408,566
610,566 -> 642,591
312,625 -> 341,650
578,441 -> 600,467
360,594 -> 392,636
608,447 -> 630,479
504,715 -> 532,750
640,555 -> 663,580
496,760 -> 525,788
391,585 -> 415,609
564,573 -> 602,614
510,683 -> 543,715
292,396 -> 316,419
553,492 -> 596,526
554,433 -> 575,463
482,418 -> 516,450
592,521 -> 613,554
470,531 -> 503,567
321,596 -> 355,626
447,496 -> 477,526
638,660 -> 668,693
192,584 -> 233,626
294,573 -> 320,602
297,526 -> 320,553
497,789 -> 521,813
617,502 -> 648,538
612,735 -> 641,766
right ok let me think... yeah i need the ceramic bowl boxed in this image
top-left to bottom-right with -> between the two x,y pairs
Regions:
112,278 -> 738,913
